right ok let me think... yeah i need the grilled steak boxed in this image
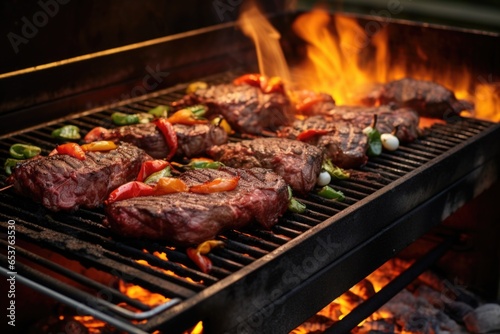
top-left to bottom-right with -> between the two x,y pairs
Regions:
103,167 -> 289,245
7,143 -> 151,212
208,138 -> 323,194
278,116 -> 368,169
174,83 -> 294,135
360,78 -> 474,119
84,122 -> 228,159
322,105 -> 420,142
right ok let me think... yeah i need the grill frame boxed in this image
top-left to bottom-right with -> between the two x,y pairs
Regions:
1,74 -> 499,333
1,10 -> 500,334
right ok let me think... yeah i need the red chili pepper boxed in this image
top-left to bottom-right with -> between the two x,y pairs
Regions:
189,176 -> 240,194
262,76 -> 284,94
296,129 -> 332,142
136,160 -> 170,182
84,127 -> 109,142
154,119 -> 178,161
233,73 -> 265,88
56,143 -> 86,160
233,74 -> 284,94
106,181 -> 155,204
187,248 -> 212,273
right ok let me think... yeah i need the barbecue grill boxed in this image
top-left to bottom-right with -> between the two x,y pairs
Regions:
1,4 -> 500,334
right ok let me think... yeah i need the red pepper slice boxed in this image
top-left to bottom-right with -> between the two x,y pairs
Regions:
154,119 -> 178,161
84,127 -> 109,142
106,181 -> 155,204
262,76 -> 284,94
189,176 -> 240,194
187,248 -> 212,273
233,73 -> 265,88
136,160 -> 170,182
56,143 -> 86,160
233,74 -> 284,94
296,129 -> 332,142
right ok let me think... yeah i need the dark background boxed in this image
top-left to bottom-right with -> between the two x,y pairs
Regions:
1,0 -> 499,75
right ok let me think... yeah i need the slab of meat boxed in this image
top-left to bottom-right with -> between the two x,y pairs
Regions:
84,122 -> 228,159
103,167 -> 289,245
278,116 -> 368,169
174,83 -> 294,135
360,78 -> 474,119
7,143 -> 151,212
321,105 -> 420,143
207,138 -> 323,195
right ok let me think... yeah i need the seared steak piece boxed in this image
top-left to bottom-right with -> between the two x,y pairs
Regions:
208,138 -> 324,195
278,116 -> 368,169
103,167 -> 289,245
7,143 -> 151,212
360,78 -> 474,119
292,89 -> 336,116
84,122 -> 228,159
175,83 -> 294,135
323,105 -> 420,142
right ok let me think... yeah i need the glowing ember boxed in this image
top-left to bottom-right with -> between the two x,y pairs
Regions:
292,258 -> 481,333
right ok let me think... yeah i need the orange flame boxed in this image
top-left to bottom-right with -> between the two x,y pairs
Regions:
291,9 -> 500,122
238,0 -> 292,86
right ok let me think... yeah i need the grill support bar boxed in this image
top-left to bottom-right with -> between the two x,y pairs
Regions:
0,266 -> 149,334
214,158 -> 499,334
324,234 -> 455,334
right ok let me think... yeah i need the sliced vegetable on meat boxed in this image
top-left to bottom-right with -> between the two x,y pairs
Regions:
154,118 -> 178,160
81,141 -> 117,152
167,105 -> 208,125
55,143 -> 86,160
148,105 -> 171,118
136,160 -> 171,182
189,176 -> 240,194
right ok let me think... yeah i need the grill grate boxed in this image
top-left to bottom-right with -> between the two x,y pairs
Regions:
0,72 -> 499,333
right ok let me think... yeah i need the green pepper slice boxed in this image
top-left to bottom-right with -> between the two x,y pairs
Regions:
52,125 -> 81,141
287,186 -> 307,213
288,197 -> 307,213
366,128 -> 382,157
317,185 -> 345,201
189,161 -> 224,169
322,159 -> 350,180
186,105 -> 208,118
144,166 -> 172,185
148,105 -> 171,118
4,158 -> 23,175
9,144 -> 41,159
111,112 -> 140,125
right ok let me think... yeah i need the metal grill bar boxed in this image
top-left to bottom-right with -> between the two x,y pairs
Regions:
0,72 -> 498,332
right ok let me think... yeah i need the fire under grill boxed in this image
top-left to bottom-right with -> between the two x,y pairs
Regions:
1,70 -> 500,333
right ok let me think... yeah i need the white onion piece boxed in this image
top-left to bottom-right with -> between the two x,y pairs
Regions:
316,171 -> 331,186
362,126 -> 373,135
381,133 -> 400,151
